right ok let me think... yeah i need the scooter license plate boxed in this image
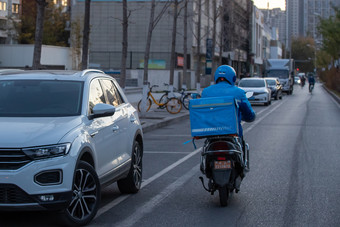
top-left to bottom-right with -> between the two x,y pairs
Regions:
214,160 -> 231,170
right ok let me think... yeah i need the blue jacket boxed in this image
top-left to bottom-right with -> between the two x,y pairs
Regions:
201,81 -> 256,137
308,76 -> 315,84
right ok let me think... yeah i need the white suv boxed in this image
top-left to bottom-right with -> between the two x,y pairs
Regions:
0,69 -> 143,225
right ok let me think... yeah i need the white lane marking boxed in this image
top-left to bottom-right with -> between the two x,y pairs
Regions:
241,101 -> 278,126
115,165 -> 200,227
144,151 -> 192,154
94,148 -> 201,219
141,148 -> 201,188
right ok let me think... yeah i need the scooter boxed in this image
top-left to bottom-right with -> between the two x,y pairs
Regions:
198,135 -> 249,206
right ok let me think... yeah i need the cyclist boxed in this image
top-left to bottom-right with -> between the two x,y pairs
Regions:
201,65 -> 256,141
308,72 -> 315,92
300,75 -> 306,88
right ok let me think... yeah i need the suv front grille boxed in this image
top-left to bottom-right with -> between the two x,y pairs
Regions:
0,149 -> 31,170
0,184 -> 35,204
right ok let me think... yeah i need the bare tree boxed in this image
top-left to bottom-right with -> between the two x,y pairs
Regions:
81,0 -> 91,70
218,21 -> 224,66
32,0 -> 47,69
143,0 -> 171,84
120,0 -> 128,89
183,0 -> 189,88
210,0 -> 217,82
194,0 -> 202,92
140,0 -> 171,114
169,0 -> 179,93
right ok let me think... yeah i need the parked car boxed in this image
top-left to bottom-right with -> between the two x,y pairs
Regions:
238,78 -> 271,106
265,77 -> 283,100
0,69 -> 144,226
294,76 -> 301,85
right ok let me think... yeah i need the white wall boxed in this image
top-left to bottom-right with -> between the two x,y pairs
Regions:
129,69 -> 196,90
0,44 -> 72,69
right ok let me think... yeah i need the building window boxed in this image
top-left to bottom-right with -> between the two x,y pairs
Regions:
0,2 -> 7,11
53,0 -> 67,6
12,4 -> 19,14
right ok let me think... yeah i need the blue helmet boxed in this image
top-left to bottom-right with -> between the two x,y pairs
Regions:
214,65 -> 236,85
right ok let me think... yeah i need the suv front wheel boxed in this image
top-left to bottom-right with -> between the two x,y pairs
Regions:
60,161 -> 101,226
118,141 -> 143,194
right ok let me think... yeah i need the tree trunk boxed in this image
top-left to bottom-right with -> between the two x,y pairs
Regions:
183,0 -> 188,89
195,0 -> 202,92
211,0 -> 217,82
120,0 -> 128,89
143,0 -> 156,85
32,0 -> 47,69
169,0 -> 178,93
81,0 -> 91,70
141,0 -> 156,115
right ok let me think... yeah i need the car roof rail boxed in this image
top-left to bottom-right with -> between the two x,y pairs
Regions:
80,69 -> 105,77
0,69 -> 24,75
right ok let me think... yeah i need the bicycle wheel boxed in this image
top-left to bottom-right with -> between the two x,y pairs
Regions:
182,94 -> 191,110
137,98 -> 152,112
158,94 -> 169,109
166,97 -> 182,114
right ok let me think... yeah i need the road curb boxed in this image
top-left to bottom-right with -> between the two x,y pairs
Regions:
141,112 -> 190,133
322,84 -> 340,104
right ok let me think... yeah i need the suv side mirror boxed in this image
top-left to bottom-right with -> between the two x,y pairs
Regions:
90,103 -> 115,119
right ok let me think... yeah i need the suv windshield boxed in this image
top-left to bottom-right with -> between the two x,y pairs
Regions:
0,80 -> 83,117
238,79 -> 265,88
266,70 -> 289,79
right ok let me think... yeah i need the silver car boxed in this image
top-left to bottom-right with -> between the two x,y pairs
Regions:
238,78 -> 271,106
0,69 -> 143,226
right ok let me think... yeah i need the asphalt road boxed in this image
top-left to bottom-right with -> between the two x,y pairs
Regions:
1,83 -> 340,227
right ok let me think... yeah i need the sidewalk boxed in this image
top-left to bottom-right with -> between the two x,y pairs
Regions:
322,84 -> 340,105
124,87 -> 190,133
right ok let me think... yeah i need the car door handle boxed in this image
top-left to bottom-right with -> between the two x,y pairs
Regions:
112,125 -> 119,132
130,115 -> 137,122
90,131 -> 99,138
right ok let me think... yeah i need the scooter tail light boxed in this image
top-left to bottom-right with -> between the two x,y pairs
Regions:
217,157 -> 226,161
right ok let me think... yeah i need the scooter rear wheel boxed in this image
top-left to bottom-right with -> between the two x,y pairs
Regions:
218,185 -> 229,207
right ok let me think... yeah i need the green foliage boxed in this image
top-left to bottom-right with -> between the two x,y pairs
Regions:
43,2 -> 70,46
317,6 -> 340,60
316,50 -> 332,69
291,37 -> 315,72
16,1 -> 70,46
16,0 -> 36,44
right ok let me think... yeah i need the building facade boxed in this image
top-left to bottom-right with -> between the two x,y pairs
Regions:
287,0 -> 340,48
303,0 -> 340,43
222,0 -> 252,77
70,0 -> 253,85
286,0 -> 300,49
0,0 -> 20,44
71,1 -> 196,71
261,7 -> 286,48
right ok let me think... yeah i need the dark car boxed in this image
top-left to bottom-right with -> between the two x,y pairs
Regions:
265,77 -> 283,100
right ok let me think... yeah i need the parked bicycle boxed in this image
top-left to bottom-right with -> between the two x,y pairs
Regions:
178,88 -> 201,110
158,85 -> 201,110
137,85 -> 182,114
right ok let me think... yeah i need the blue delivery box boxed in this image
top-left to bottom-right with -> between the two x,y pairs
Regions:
189,96 -> 239,137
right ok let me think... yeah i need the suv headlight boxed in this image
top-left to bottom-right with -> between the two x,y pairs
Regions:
23,143 -> 71,160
